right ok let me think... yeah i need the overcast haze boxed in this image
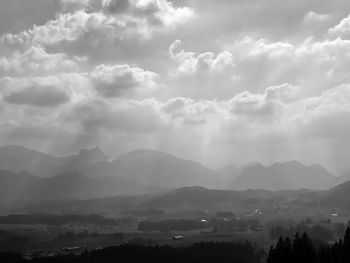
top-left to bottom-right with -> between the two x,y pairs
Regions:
1,0 -> 350,174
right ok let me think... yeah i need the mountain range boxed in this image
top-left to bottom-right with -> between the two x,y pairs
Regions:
0,169 -> 155,206
0,145 -> 109,177
79,149 -> 216,188
231,161 -> 334,191
0,145 -> 341,207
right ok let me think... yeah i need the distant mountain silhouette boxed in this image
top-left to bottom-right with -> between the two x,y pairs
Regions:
7,180 -> 350,215
138,186 -> 313,210
76,149 -> 219,189
0,145 -> 337,194
331,170 -> 350,186
112,149 -> 217,188
0,145 -> 110,177
121,179 -> 350,211
0,146 -> 219,188
217,162 -> 261,189
0,170 -> 41,205
232,161 -> 334,190
0,169 -> 158,205
321,180 -> 350,207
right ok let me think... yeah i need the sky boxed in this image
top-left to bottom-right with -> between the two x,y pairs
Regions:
1,0 -> 350,174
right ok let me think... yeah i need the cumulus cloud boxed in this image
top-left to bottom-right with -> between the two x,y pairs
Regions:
265,83 -> 300,103
160,97 -> 219,125
1,11 -> 105,46
90,64 -> 158,97
219,33 -> 350,95
2,0 -> 194,48
63,83 -> 303,136
229,91 -> 279,121
0,45 -> 83,76
169,40 -> 234,76
166,40 -> 238,99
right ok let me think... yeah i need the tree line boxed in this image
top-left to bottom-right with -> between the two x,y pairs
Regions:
0,214 -> 115,226
269,223 -> 334,242
267,227 -> 350,263
0,241 -> 264,263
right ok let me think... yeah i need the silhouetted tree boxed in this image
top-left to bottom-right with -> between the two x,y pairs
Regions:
292,232 -> 317,263
267,237 -> 292,263
343,227 -> 350,262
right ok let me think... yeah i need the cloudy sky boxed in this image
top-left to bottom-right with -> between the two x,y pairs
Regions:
1,0 -> 350,174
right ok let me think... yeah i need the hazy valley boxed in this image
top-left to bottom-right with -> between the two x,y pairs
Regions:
1,145 -> 350,262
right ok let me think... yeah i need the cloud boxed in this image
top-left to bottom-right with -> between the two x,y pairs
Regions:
0,78 -> 349,172
65,99 -> 164,134
1,77 -> 70,107
0,45 -> 83,76
1,11 -> 104,46
304,11 -> 331,23
2,1 -> 194,48
2,0 -> 350,173
329,14 -> 350,38
166,40 -> 238,99
169,40 -> 234,76
228,83 -> 299,121
229,91 -> 278,121
265,83 -> 300,103
160,97 -> 219,125
90,64 -> 158,97
4,85 -> 69,107
64,83 -> 300,135
301,84 -> 350,123
218,34 -> 350,95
